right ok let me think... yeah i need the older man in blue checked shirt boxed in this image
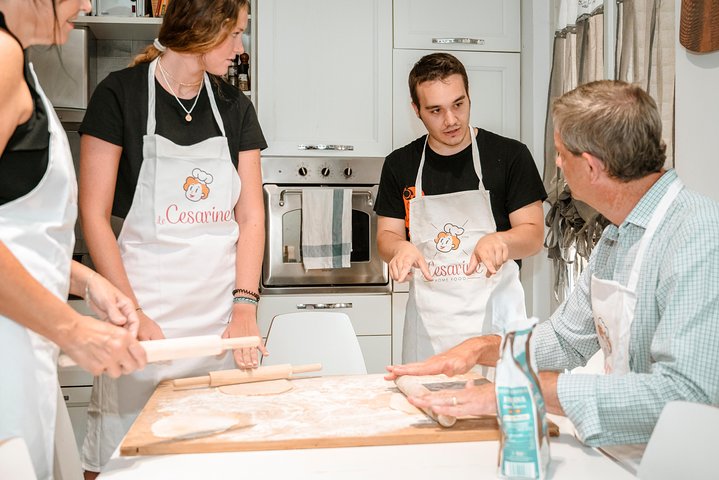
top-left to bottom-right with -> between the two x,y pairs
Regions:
385,80 -> 719,447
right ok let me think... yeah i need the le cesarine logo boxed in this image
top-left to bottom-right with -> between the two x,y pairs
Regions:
157,168 -> 234,225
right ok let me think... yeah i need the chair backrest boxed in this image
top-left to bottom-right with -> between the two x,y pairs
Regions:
262,312 -> 367,375
638,401 -> 719,480
0,437 -> 37,480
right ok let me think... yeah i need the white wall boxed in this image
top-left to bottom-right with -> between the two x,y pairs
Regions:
674,2 -> 719,201
520,0 -> 553,321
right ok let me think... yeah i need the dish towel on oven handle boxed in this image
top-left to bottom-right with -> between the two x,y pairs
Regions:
301,187 -> 352,270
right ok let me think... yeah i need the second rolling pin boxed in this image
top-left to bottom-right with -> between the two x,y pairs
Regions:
173,363 -> 323,389
58,335 -> 260,368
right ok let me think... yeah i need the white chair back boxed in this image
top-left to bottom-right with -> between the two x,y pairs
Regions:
638,401 -> 719,480
262,312 -> 367,375
0,437 -> 37,480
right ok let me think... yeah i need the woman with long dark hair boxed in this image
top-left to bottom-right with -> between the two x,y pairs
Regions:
79,0 -> 266,476
0,1 -> 146,478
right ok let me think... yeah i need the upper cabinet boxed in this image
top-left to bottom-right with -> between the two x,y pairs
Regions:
392,49 -> 520,149
257,0 -> 392,157
393,0 -> 521,53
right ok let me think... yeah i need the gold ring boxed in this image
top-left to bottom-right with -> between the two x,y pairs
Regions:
452,396 -> 458,406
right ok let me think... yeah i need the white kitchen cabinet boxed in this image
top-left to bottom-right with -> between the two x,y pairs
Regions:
393,0 -> 521,53
256,293 -> 392,374
392,49 -> 521,149
256,0 -> 392,157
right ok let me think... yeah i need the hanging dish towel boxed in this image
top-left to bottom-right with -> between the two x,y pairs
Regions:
301,188 -> 352,269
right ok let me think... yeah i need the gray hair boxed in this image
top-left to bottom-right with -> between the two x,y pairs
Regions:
552,80 -> 666,181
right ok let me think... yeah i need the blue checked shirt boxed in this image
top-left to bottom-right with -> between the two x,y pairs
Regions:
533,170 -> 719,446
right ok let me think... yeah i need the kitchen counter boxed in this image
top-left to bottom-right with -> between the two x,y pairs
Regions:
98,415 -> 636,479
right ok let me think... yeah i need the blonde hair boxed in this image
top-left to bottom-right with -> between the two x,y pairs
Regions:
131,0 -> 249,66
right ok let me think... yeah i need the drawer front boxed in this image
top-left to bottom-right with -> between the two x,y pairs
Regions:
61,385 -> 92,406
359,335 -> 392,374
257,294 -> 391,337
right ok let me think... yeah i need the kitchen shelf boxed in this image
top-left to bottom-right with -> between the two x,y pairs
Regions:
75,14 -> 252,41
74,16 -> 161,40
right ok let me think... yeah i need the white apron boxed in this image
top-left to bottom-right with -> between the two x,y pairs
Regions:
590,177 -> 683,375
82,59 -> 240,470
403,127 -> 527,362
0,63 -> 77,480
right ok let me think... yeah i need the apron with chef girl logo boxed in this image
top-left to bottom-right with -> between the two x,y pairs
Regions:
83,58 -> 240,470
403,127 -> 527,363
0,63 -> 77,480
590,178 -> 683,375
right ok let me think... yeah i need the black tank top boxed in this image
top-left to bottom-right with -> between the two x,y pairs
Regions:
0,11 -> 50,206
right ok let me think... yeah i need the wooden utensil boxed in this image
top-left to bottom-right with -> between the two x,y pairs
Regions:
57,335 -> 261,368
395,375 -> 457,427
172,363 -> 323,389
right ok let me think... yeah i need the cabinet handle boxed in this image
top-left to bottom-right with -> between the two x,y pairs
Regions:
432,37 -> 485,45
296,303 -> 353,310
297,144 -> 354,151
278,189 -> 373,207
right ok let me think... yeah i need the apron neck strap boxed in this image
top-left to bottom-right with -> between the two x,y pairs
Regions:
146,58 -> 227,137
627,177 -> 684,291
414,126 -> 482,196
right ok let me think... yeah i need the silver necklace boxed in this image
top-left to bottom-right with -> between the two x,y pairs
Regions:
158,58 -> 203,122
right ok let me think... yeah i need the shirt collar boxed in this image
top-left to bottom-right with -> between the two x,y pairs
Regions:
622,169 -> 678,229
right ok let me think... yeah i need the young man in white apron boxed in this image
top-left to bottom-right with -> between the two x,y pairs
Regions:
387,81 -> 719,448
376,53 -> 546,362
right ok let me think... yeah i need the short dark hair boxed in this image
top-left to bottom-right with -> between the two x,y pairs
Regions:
552,80 -> 666,181
408,53 -> 469,108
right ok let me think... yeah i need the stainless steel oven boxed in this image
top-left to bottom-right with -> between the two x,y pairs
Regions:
261,156 -> 389,294
259,157 -> 392,374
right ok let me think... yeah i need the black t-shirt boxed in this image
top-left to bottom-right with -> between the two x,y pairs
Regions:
80,62 -> 267,219
0,12 -> 50,206
375,128 -> 547,237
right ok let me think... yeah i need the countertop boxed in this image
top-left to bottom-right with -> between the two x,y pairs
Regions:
99,415 -> 637,479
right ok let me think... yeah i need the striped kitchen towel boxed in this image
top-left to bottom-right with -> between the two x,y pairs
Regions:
301,188 -> 352,269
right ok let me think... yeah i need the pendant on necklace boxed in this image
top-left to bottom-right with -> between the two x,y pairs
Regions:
185,114 -> 192,122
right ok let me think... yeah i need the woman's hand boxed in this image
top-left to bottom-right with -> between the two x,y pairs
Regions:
135,309 -> 165,341
85,273 -> 140,338
58,314 -> 147,377
222,303 -> 268,369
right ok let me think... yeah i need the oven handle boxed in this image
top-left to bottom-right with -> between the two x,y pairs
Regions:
296,303 -> 353,310
278,189 -> 374,207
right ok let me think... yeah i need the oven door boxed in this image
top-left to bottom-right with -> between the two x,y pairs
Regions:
262,184 -> 388,288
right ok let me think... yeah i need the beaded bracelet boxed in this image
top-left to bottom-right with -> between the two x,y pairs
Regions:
232,288 -> 260,301
232,295 -> 258,306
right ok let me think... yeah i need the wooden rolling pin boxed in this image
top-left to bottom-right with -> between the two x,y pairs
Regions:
57,335 -> 260,368
173,363 -> 323,389
395,376 -> 457,428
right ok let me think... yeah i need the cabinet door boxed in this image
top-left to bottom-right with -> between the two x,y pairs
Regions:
391,292 -> 409,365
257,0 -> 392,157
392,49 -> 520,149
393,0 -> 520,52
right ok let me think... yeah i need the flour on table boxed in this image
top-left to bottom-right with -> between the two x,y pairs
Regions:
218,379 -> 293,396
389,393 -> 422,415
151,414 -> 247,438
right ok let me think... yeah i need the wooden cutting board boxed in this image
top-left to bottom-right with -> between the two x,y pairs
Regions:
121,373 -> 557,456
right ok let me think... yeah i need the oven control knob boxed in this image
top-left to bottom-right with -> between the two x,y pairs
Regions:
343,167 -> 353,178
321,167 -> 331,177
298,167 -> 308,176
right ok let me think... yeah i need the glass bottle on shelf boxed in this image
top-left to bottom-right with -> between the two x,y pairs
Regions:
226,55 -> 239,88
238,52 -> 250,92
